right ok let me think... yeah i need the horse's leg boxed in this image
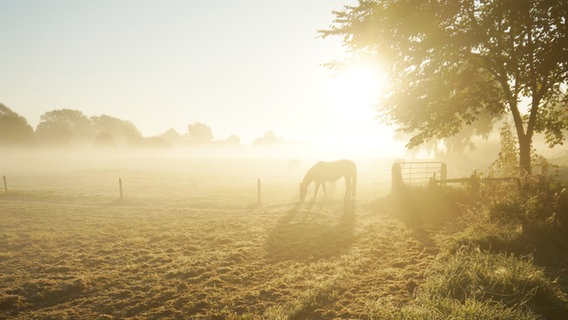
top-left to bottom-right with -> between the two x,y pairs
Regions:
344,176 -> 352,212
322,182 -> 328,200
312,182 -> 320,203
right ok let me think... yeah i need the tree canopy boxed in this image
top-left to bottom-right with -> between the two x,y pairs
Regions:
321,0 -> 568,174
0,103 -> 34,146
91,115 -> 143,146
35,109 -> 94,146
187,122 -> 214,144
35,109 -> 146,147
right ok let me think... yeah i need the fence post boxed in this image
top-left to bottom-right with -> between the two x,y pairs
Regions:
470,171 -> 480,194
119,177 -> 123,201
391,162 -> 402,191
3,175 -> 7,194
441,162 -> 447,180
257,178 -> 261,205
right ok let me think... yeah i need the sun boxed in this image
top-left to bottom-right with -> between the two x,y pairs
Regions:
332,62 -> 385,109
320,60 -> 404,157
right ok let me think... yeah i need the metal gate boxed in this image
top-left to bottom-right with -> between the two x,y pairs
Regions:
392,161 -> 447,188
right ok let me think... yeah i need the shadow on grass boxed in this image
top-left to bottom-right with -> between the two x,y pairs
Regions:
265,209 -> 355,262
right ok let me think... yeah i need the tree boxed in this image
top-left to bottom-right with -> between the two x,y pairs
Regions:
91,115 -> 143,146
0,103 -> 34,146
187,122 -> 214,144
489,122 -> 519,177
221,134 -> 241,145
94,131 -> 116,147
159,128 -> 184,145
253,130 -> 284,145
36,109 -> 95,146
321,0 -> 568,175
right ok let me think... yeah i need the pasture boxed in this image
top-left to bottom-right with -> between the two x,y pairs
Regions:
1,151 -> 437,319
1,150 -> 566,319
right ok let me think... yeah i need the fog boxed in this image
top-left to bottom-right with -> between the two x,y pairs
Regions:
2,145 -> 401,203
3,133 -> 565,205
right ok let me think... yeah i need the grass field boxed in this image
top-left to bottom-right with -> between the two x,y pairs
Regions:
0,197 -> 443,319
1,151 -> 567,319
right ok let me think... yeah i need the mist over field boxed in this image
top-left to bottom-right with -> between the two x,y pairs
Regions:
2,145 -> 401,205
3,134 -> 565,206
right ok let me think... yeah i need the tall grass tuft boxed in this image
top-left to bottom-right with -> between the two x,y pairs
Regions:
366,296 -> 538,320
420,247 -> 568,318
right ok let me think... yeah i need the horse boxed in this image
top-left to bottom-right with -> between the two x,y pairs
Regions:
298,159 -> 357,212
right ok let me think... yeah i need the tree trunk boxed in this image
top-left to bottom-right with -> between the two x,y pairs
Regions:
518,134 -> 532,176
510,96 -> 533,177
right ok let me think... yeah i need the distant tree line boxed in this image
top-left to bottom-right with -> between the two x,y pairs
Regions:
0,103 -> 286,148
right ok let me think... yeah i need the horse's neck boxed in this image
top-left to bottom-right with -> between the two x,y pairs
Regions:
302,177 -> 313,186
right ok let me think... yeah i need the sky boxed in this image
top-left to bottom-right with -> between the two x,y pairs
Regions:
0,0 -> 405,156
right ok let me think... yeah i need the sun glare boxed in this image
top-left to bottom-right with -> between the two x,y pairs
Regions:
321,60 -> 403,157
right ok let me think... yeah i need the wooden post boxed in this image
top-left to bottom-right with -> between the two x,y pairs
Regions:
119,177 -> 123,201
391,162 -> 402,191
470,171 -> 480,194
257,178 -> 261,205
3,175 -> 7,194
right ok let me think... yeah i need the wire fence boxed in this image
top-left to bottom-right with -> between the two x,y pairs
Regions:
0,162 -> 394,206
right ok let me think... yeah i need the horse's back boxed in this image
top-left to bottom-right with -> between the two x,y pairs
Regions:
323,159 -> 356,172
310,159 -> 356,181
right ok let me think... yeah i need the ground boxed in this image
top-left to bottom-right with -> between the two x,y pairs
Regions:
0,186 -> 449,319
0,154 -> 469,319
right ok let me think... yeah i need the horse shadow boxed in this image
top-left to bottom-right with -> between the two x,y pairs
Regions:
265,207 -> 355,262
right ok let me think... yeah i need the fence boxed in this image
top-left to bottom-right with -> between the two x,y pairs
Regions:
391,161 -> 447,189
392,161 -> 522,193
0,173 -> 305,207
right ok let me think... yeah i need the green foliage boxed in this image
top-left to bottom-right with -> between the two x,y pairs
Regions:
485,177 -> 568,225
449,184 -> 568,270
535,93 -> 568,147
489,123 -> 519,177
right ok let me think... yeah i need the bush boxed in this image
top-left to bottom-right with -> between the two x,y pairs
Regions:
478,173 -> 568,227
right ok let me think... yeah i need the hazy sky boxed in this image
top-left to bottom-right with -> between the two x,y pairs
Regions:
0,0 -> 404,156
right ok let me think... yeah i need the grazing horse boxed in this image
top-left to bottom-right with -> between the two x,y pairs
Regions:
298,159 -> 357,212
